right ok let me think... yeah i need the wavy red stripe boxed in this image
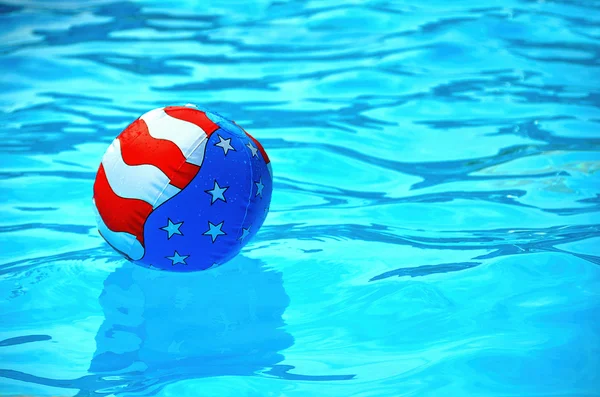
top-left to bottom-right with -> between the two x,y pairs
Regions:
118,118 -> 200,190
164,106 -> 220,136
93,164 -> 152,245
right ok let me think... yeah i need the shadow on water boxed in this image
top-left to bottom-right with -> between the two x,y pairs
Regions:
85,255 -> 293,395
88,256 -> 354,396
0,254 -> 354,395
87,254 -> 352,395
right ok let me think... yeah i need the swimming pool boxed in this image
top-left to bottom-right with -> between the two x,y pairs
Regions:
1,0 -> 599,396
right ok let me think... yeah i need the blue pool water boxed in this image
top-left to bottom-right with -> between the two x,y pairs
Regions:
1,0 -> 600,396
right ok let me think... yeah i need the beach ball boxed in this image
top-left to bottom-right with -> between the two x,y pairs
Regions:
92,104 -> 272,271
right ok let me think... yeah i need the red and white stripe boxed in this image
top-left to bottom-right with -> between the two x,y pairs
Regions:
93,106 -> 219,260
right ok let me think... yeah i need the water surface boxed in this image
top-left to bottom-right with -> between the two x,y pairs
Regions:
1,0 -> 599,396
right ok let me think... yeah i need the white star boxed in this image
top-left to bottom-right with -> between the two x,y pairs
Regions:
166,250 -> 188,266
215,135 -> 235,155
205,180 -> 228,204
239,225 -> 251,241
255,177 -> 265,198
160,218 -> 183,239
246,141 -> 258,157
203,221 -> 226,243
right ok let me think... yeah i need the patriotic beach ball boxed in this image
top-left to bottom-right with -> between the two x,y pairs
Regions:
92,105 -> 272,271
